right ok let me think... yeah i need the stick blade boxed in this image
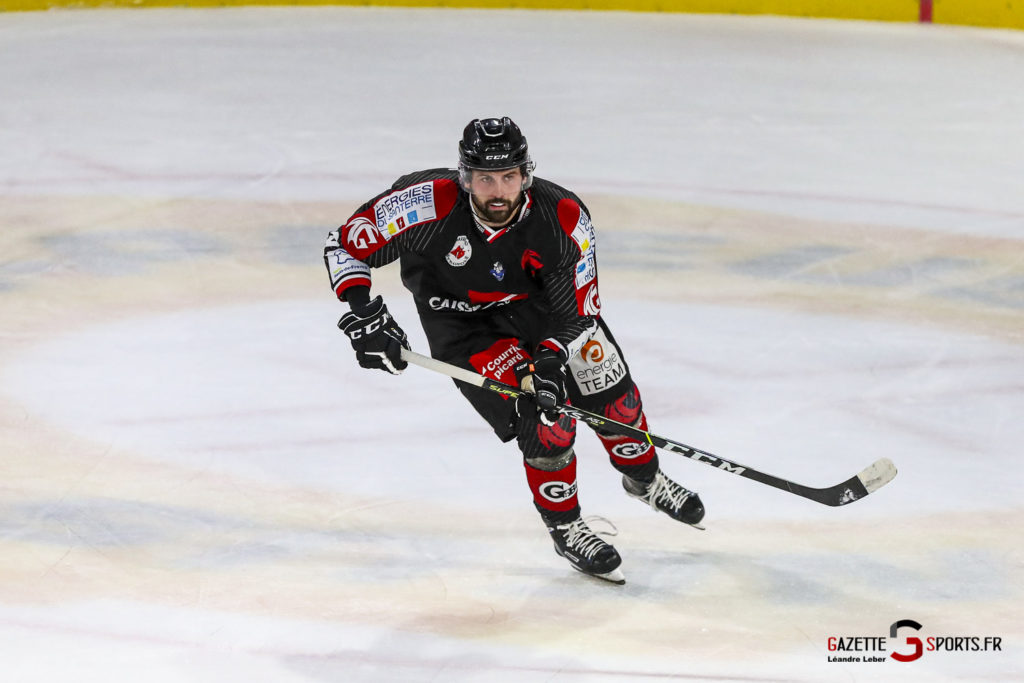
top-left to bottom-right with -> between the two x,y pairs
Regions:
858,457 -> 898,494
825,458 -> 898,506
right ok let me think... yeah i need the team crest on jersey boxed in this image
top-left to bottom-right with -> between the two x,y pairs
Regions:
446,235 -> 472,267
373,181 -> 438,240
490,261 -> 505,281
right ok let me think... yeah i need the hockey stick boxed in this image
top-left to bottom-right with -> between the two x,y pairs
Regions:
399,348 -> 897,507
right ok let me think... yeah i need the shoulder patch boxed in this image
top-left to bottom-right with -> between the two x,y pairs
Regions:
371,178 -> 458,241
374,181 -> 437,239
556,198 -> 596,258
556,197 -> 600,317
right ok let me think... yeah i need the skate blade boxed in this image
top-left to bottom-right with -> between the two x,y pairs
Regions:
595,567 -> 626,584
573,565 -> 626,585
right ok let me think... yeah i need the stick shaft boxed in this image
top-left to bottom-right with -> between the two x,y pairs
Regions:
399,349 -> 896,506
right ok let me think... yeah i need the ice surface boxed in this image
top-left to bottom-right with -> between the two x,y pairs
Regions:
0,8 -> 1021,682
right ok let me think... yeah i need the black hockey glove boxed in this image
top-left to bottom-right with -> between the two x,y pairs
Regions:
517,346 -> 568,426
338,296 -> 410,375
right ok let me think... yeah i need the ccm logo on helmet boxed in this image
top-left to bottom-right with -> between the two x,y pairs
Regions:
539,480 -> 577,503
485,154 -> 510,160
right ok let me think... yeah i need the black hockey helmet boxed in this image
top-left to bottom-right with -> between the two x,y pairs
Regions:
458,117 -> 535,190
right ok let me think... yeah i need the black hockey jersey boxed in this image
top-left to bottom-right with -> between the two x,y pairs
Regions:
324,168 -> 602,358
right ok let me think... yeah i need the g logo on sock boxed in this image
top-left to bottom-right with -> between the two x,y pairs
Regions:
539,480 -> 578,503
611,442 -> 651,460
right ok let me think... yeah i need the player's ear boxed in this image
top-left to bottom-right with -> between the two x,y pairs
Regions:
458,165 -> 473,192
520,160 -> 536,191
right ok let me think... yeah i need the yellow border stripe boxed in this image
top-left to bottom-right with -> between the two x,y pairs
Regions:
1,0 -> 1020,31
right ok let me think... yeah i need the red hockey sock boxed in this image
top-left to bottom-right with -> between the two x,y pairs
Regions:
599,412 -> 657,468
524,455 -> 579,515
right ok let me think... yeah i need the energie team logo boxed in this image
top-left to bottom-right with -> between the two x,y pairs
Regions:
570,330 -> 626,396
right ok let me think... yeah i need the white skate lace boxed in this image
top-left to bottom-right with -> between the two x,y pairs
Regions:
557,516 -> 618,560
644,472 -> 692,514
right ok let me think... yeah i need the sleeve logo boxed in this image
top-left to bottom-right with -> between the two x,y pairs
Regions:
575,253 -> 596,288
345,216 -> 379,251
570,211 -> 596,257
568,208 -> 600,316
373,181 -> 438,240
583,284 -> 601,316
327,248 -> 371,288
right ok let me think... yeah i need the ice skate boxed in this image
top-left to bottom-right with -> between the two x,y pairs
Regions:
623,470 -> 706,529
547,516 -> 625,584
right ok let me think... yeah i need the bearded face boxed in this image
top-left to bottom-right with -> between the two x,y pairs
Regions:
467,168 -> 525,227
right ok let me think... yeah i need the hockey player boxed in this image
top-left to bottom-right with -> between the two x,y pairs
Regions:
324,117 -> 704,584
